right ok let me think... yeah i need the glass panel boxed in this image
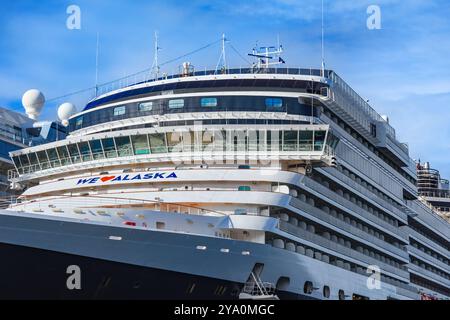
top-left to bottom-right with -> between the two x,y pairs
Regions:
12,156 -> 22,172
149,133 -> 167,153
102,138 -> 117,158
201,97 -> 218,107
265,98 -> 283,108
314,131 -> 326,151
131,135 -> 150,155
57,146 -> 71,166
168,99 -> 184,109
67,144 -> 82,164
28,153 -> 39,166
167,132 -> 183,152
78,142 -> 92,162
113,106 -> 126,116
37,151 -> 50,169
283,130 -> 298,151
19,154 -> 30,168
47,148 -> 61,168
90,140 -> 105,160
138,102 -> 153,112
299,131 -> 313,151
115,136 -> 132,157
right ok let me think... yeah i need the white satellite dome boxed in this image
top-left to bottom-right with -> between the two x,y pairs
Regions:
58,102 -> 77,126
22,89 -> 45,120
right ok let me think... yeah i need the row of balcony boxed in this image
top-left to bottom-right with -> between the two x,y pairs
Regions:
277,220 -> 409,279
298,176 -> 408,242
288,197 -> 408,261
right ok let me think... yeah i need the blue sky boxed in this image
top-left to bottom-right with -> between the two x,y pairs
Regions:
0,0 -> 449,177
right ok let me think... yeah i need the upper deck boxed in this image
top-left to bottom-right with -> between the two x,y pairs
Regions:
82,68 -> 398,140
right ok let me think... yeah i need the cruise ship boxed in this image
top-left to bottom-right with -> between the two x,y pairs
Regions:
1,46 -> 449,300
416,162 -> 450,223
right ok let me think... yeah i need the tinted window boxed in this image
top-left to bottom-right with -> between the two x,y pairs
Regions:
115,136 -> 132,157
90,140 -> 104,159
102,138 -> 117,158
168,99 -> 184,109
265,98 -> 283,108
201,98 -> 218,107
75,117 -> 83,128
139,102 -> 153,112
113,106 -> 126,116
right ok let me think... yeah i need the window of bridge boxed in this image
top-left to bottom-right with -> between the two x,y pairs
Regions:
131,135 -> 150,155
115,136 -> 132,157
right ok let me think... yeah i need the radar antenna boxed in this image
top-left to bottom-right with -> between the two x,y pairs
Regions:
248,42 -> 285,71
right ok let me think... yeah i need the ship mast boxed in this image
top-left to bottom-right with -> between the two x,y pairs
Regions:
248,42 -> 285,71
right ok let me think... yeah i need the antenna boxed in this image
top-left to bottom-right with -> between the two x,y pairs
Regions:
248,41 -> 285,70
152,31 -> 161,79
95,32 -> 99,96
321,0 -> 325,77
215,33 -> 228,74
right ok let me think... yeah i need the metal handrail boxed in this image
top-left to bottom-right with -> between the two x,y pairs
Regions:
94,67 -> 332,98
10,193 -> 227,217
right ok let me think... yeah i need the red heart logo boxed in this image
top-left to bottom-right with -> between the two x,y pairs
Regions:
101,176 -> 116,182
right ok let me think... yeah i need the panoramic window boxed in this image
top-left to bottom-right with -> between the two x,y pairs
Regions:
314,130 -> 326,151
47,148 -> 61,167
201,97 -> 218,107
57,146 -> 71,165
78,142 -> 92,162
131,135 -> 150,155
115,136 -> 132,157
113,106 -> 126,116
67,144 -> 81,164
149,133 -> 167,153
168,99 -> 184,109
28,153 -> 39,167
139,102 -> 153,112
19,154 -> 30,167
36,151 -> 50,169
299,131 -> 313,151
102,138 -> 117,158
265,97 -> 283,108
89,140 -> 105,160
283,130 -> 298,151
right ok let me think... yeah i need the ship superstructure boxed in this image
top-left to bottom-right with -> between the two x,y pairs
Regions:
1,58 -> 449,300
417,162 -> 450,221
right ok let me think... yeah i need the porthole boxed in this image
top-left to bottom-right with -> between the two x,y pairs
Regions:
339,289 -> 346,300
304,281 -> 313,294
323,286 -> 331,298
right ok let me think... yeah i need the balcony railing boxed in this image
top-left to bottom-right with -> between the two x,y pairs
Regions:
94,67 -> 333,98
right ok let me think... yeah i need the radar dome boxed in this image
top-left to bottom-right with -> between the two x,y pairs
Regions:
58,102 -> 77,126
22,89 -> 45,120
